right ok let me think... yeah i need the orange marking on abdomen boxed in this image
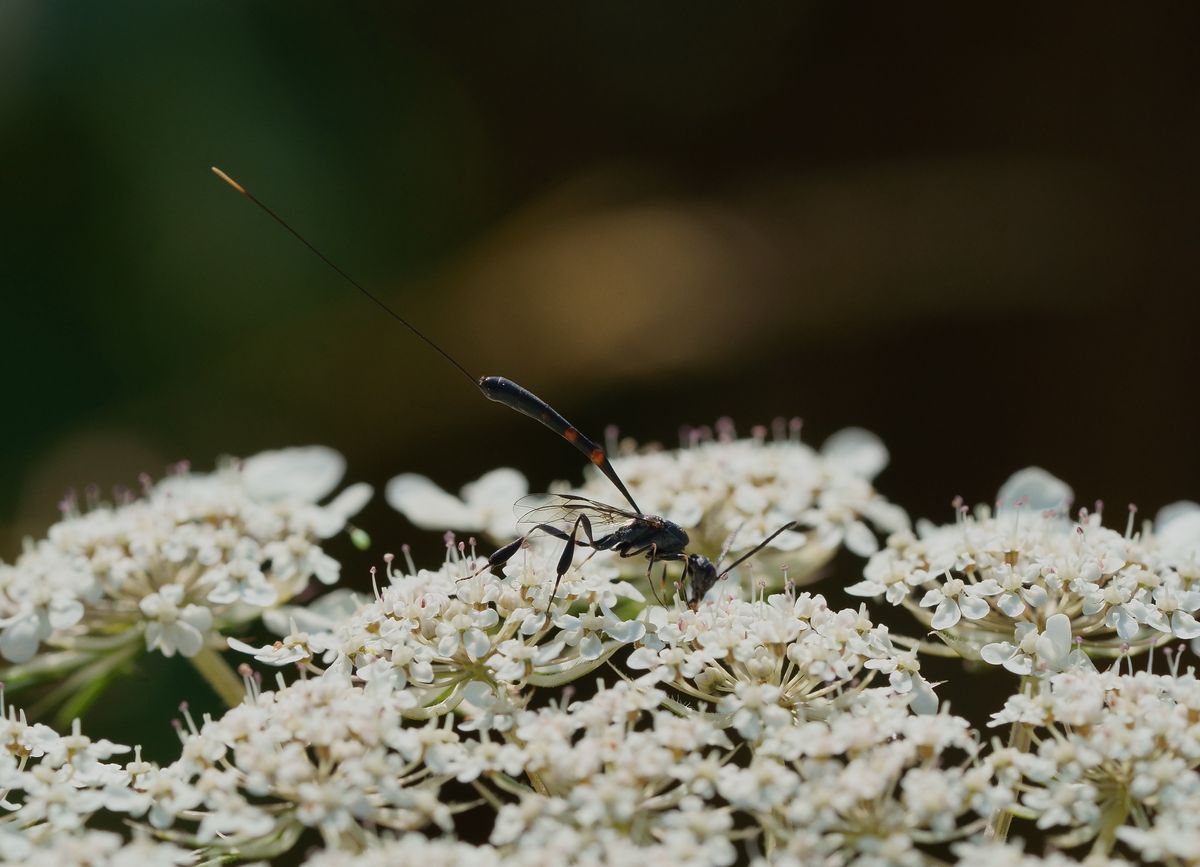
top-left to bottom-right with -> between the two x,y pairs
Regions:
591,448 -> 605,465
564,428 -> 579,443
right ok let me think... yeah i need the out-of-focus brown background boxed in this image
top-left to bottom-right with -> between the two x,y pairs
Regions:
4,4 -> 1198,568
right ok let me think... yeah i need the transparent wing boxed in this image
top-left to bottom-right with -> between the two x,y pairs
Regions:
513,493 -> 637,532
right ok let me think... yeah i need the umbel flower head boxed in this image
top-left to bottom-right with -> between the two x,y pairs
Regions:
232,536 -> 648,724
132,672 -> 471,859
0,687 -> 150,860
0,447 -> 370,713
989,664 -> 1200,862
848,467 -> 1200,673
387,421 -> 908,597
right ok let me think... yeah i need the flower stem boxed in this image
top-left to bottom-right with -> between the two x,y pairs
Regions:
1091,789 -> 1131,857
990,674 -> 1037,842
190,644 -> 246,708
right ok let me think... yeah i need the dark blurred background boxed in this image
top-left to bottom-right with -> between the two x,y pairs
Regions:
4,5 -> 1199,591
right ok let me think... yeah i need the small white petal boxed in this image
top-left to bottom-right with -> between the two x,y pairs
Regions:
843,521 -> 880,557
47,598 -> 85,630
1156,502 -> 1200,562
325,482 -> 373,520
1171,610 -> 1200,640
821,427 -> 889,479
463,629 -> 492,660
1022,584 -> 1048,607
845,579 -> 882,598
626,647 -> 661,670
981,642 -> 1017,665
1042,613 -> 1072,655
0,616 -> 41,663
958,595 -> 991,621
462,680 -> 495,706
930,599 -> 961,630
385,474 -> 479,530
908,678 -> 940,715
463,468 -> 527,506
242,446 -> 346,502
1109,607 -> 1140,641
605,619 -> 646,644
996,467 -> 1073,515
1002,654 -> 1033,675
889,670 -> 913,693
579,634 -> 603,660
997,593 -> 1026,618
168,622 -> 205,657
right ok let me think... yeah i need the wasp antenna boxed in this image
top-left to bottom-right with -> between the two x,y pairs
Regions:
718,521 -> 798,577
210,165 -> 478,387
210,166 -> 246,195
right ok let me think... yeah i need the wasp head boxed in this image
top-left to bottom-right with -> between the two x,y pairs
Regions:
686,554 -> 719,610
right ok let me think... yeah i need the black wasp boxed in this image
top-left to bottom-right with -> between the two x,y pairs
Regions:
493,491 -> 797,609
213,167 -> 796,609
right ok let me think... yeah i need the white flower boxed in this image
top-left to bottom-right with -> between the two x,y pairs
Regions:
820,427 -> 890,479
0,695 -> 146,848
569,423 -> 908,586
980,613 -> 1090,676
13,830 -> 197,867
988,667 -> 1200,856
139,586 -> 213,658
1155,500 -> 1200,564
386,468 -> 528,539
996,466 -> 1073,515
855,467 -> 1200,661
240,445 -> 347,502
919,576 -> 1002,630
0,447 -> 370,703
227,631 -> 310,666
151,675 -> 468,853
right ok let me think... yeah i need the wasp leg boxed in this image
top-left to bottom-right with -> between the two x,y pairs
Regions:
463,523 -> 572,581
641,542 -> 660,605
620,542 -> 690,607
547,514 -> 594,609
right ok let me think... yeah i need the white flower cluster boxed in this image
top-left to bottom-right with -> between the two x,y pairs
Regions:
386,424 -> 909,591
134,672 -> 468,858
579,424 -> 908,566
11,831 -> 196,867
297,828 -> 714,867
484,681 -> 740,866
750,691 -> 1010,867
950,841 -> 1131,867
10,435 -> 1200,865
849,468 -> 1200,671
0,447 -> 370,675
990,665 -> 1200,862
238,540 -> 646,723
0,690 -> 156,861
629,591 -> 935,736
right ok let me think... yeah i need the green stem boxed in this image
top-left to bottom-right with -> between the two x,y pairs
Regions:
190,644 -> 246,708
887,633 -> 963,658
1090,789 -> 1131,857
990,674 -> 1037,843
40,640 -> 142,727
